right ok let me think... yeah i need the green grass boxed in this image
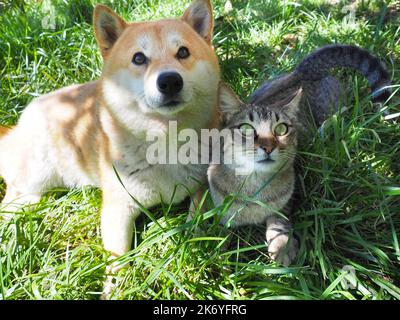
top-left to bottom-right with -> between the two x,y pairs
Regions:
0,0 -> 400,300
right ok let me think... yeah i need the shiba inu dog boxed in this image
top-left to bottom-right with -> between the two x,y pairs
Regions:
0,0 -> 220,296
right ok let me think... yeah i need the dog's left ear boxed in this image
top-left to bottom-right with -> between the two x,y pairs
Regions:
93,5 -> 127,58
182,0 -> 213,44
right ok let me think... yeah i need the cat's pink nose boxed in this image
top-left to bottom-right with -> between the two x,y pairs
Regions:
260,145 -> 275,154
257,136 -> 277,154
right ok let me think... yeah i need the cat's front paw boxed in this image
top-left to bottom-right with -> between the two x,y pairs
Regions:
267,234 -> 298,267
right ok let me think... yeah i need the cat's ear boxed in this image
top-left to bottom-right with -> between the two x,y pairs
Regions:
281,88 -> 303,118
182,0 -> 213,44
219,82 -> 243,124
94,5 -> 127,58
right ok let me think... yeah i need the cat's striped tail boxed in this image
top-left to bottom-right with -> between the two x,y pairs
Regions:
294,44 -> 391,102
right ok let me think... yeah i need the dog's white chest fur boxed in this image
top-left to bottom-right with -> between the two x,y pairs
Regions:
110,133 -> 206,208
116,139 -> 152,177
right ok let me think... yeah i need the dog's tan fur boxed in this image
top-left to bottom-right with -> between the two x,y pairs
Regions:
0,127 -> 11,138
0,0 -> 220,294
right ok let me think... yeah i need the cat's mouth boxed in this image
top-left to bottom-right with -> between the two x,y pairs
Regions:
257,157 -> 275,163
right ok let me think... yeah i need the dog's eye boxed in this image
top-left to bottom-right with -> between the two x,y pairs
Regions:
239,123 -> 256,137
132,52 -> 147,65
176,46 -> 190,59
274,123 -> 289,136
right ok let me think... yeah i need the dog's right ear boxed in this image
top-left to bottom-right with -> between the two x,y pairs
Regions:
219,82 -> 243,124
182,0 -> 213,44
93,5 -> 126,58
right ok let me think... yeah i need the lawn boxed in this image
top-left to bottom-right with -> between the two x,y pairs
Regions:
0,0 -> 399,300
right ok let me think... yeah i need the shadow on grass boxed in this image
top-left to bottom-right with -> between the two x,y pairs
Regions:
214,0 -> 398,98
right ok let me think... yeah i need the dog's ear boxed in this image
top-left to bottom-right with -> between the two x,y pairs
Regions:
182,0 -> 213,44
93,4 -> 126,58
219,82 -> 243,124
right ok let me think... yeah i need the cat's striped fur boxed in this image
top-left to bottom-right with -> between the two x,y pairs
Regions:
207,85 -> 302,266
206,45 -> 391,266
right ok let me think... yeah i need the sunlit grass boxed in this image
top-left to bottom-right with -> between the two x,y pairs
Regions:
0,0 -> 399,300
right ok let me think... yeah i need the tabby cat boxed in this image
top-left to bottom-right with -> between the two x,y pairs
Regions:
205,44 -> 391,266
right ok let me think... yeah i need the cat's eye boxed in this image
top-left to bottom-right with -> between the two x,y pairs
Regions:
132,52 -> 147,65
177,46 -> 190,59
274,123 -> 289,136
239,123 -> 256,137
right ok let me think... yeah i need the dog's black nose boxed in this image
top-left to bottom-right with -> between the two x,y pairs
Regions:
157,72 -> 183,96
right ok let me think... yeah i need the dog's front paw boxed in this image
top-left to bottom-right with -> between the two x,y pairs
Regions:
100,275 -> 116,300
100,263 -> 123,300
267,234 -> 298,267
